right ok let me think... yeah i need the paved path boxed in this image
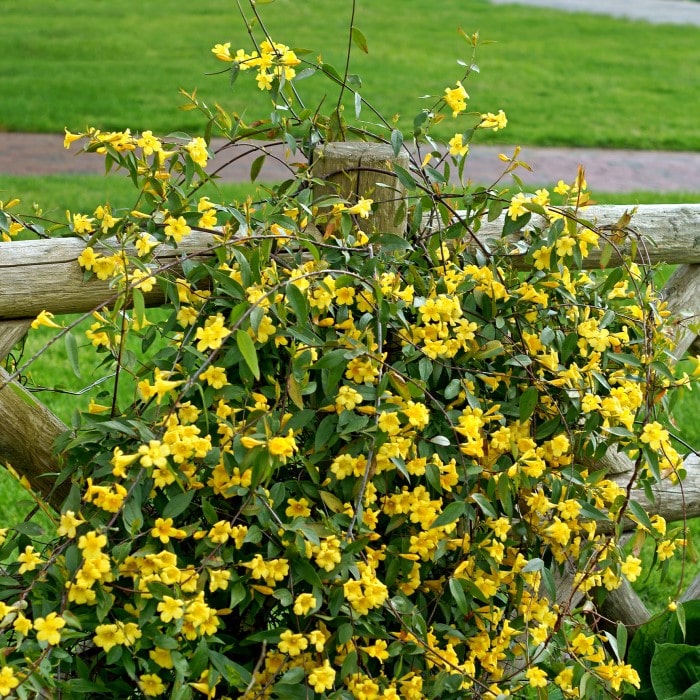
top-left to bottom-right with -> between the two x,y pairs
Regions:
2,132 -> 700,194
489,0 -> 700,26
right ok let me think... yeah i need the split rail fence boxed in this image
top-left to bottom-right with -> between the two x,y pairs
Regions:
1,145 -> 700,632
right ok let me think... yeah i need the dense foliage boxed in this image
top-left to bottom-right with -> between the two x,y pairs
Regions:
0,3 -> 693,698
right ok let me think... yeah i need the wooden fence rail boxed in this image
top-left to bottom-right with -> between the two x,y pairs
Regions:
1,186 -> 700,629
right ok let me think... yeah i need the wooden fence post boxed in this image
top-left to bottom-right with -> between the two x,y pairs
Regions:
312,142 -> 410,235
0,320 -> 69,509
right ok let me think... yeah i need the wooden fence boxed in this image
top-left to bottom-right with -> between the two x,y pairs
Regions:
1,148 -> 700,630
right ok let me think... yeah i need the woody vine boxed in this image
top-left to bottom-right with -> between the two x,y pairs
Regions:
0,1 -> 694,698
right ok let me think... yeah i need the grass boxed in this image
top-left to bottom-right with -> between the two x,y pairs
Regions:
2,0 -> 700,150
0,174 -> 266,221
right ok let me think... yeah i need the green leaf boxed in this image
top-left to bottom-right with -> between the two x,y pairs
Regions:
351,26 -> 369,54
64,331 -> 81,379
475,340 -> 504,360
312,349 -> 348,370
616,622 -> 628,662
340,650 -> 358,681
471,492 -> 498,519
249,154 -> 266,182
285,282 -> 308,321
503,211 -> 531,237
444,378 -> 461,400
132,286 -> 146,330
521,558 -> 544,573
675,604 -> 687,642
448,578 -> 470,615
391,129 -> 403,156
519,385 -> 539,423
650,644 -> 700,699
392,163 -> 416,191
430,500 -> 467,529
374,233 -> 411,252
163,489 -> 195,520
599,242 -> 614,268
628,499 -> 654,532
236,329 -> 260,380
320,62 -> 342,82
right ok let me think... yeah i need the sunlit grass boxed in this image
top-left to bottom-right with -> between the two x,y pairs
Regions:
2,0 -> 700,149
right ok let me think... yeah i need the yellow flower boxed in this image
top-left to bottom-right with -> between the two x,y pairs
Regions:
448,133 -> 469,157
657,539 -> 677,561
78,530 -> 107,559
135,234 -> 158,257
293,592 -> 317,616
525,667 -> 548,688
157,596 -> 185,623
621,555 -> 642,582
149,647 -> 174,669
31,309 -> 62,330
200,365 -> 229,389
278,630 -> 308,656
402,401 -> 430,429
480,109 -> 508,131
211,42 -> 234,62
137,130 -> 162,155
508,192 -> 529,221
378,411 -> 402,436
93,623 -> 126,652
34,612 -> 66,646
64,128 -> 83,149
57,510 -> 85,538
308,660 -> 336,693
189,670 -> 218,698
346,197 -> 373,219
554,179 -> 571,195
555,235 -> 576,258
164,215 -> 192,244
70,212 -> 95,234
443,81 -> 468,117
196,314 -> 230,351
13,614 -> 32,636
0,667 -> 19,697
139,673 -> 166,697
267,430 -> 298,459
335,385 -> 363,413
17,545 -> 42,574
151,517 -> 186,543
186,137 -> 209,168
285,498 -> 311,518
571,632 -> 596,656
640,421 -> 670,451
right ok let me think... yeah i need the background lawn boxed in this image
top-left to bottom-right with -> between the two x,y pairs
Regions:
1,0 -> 700,149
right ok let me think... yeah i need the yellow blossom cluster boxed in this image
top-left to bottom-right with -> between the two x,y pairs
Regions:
212,39 -> 301,91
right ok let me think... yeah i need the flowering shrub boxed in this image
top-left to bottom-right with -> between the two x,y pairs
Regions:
0,2 -> 694,698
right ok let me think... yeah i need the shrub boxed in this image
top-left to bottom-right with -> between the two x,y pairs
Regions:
0,2 -> 693,698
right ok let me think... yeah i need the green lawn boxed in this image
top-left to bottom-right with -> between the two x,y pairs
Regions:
2,0 -> 700,150
0,174 -> 263,221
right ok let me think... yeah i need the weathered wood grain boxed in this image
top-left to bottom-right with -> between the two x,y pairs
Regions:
312,142 -> 410,235
0,319 -> 30,360
0,231 -> 218,319
3,204 -> 700,320
0,367 -> 70,508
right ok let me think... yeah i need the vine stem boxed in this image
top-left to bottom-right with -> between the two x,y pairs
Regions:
334,0 -> 358,141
